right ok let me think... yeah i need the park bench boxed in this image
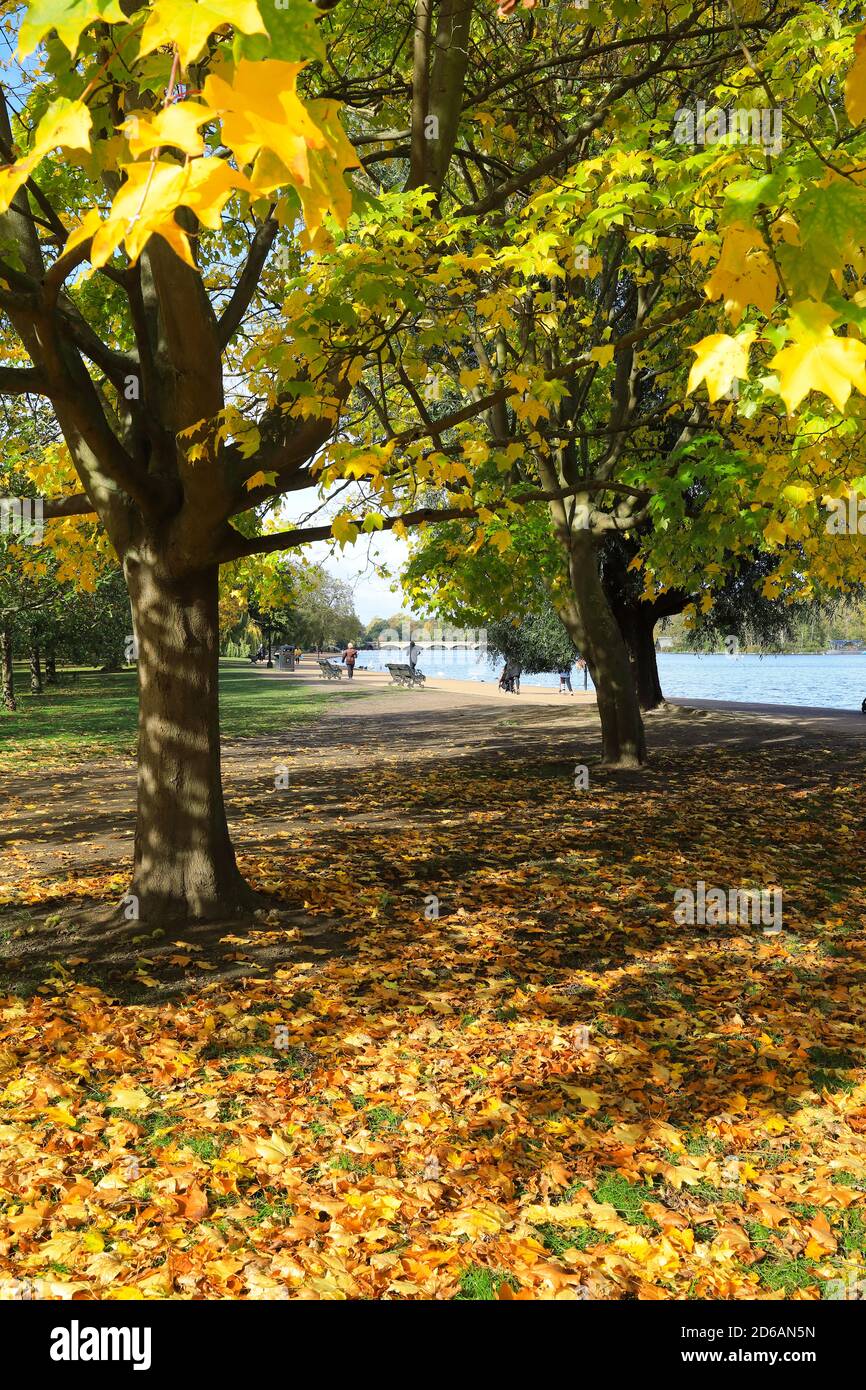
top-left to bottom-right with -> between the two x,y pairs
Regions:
386,662 -> 426,688
318,659 -> 343,680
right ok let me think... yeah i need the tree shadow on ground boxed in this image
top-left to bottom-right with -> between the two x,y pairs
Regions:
0,900 -> 354,1003
1,697 -> 864,1127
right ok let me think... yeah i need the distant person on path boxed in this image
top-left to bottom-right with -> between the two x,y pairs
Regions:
577,656 -> 588,690
558,667 -> 573,694
294,646 -> 302,666
500,659 -> 521,693
342,643 -> 357,679
408,638 -> 419,671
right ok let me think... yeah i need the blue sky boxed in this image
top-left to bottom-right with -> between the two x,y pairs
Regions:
279,488 -> 410,623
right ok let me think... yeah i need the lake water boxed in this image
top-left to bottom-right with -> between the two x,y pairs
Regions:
358,648 -> 866,712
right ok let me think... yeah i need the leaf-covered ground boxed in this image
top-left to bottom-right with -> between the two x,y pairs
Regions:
1,673 -> 865,1299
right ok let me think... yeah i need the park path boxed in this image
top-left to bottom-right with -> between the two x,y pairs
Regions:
1,667 -> 864,899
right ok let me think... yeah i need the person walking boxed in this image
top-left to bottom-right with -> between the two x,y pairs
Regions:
342,642 -> 357,679
558,667 -> 573,694
500,658 -> 521,693
408,637 -> 420,672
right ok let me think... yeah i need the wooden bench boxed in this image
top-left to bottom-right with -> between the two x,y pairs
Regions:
318,659 -> 343,680
386,662 -> 425,688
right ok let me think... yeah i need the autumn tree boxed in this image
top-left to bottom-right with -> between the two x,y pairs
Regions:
6,0 -> 856,923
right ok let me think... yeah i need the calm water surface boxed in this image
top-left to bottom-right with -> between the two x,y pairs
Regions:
356,649 -> 866,712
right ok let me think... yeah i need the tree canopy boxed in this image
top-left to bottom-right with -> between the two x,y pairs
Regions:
3,0 -> 866,913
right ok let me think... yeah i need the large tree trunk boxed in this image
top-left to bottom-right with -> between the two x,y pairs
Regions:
557,532 -> 647,767
1,630 -> 15,711
29,643 -> 42,694
125,552 -> 256,925
618,606 -> 664,711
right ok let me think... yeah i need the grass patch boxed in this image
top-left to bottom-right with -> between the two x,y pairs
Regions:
810,1069 -> 856,1095
365,1105 -> 403,1135
455,1265 -> 519,1300
832,1171 -> 866,1192
837,1209 -> 866,1255
0,661 -> 360,765
745,1220 -> 775,1250
593,1170 -> 654,1224
757,1257 -> 816,1294
534,1222 -> 610,1256
807,1046 -> 859,1069
251,1194 -> 294,1226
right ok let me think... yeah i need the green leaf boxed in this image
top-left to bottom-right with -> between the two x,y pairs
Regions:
722,173 -> 784,223
18,0 -> 126,59
234,0 -> 324,63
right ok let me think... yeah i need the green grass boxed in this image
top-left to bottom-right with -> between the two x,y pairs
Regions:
832,1171 -> 866,1192
593,1170 -> 655,1224
838,1208 -> 866,1255
757,1257 -> 816,1294
365,1105 -> 403,1134
534,1221 -> 610,1256
455,1265 -> 519,1300
745,1220 -> 775,1250
0,660 -> 359,764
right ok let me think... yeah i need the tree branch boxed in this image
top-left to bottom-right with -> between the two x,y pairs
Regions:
217,216 -> 279,351
387,296 -> 702,448
456,20 -> 693,217
0,364 -> 49,395
41,493 -> 98,519
407,0 -> 433,190
217,481 -> 651,562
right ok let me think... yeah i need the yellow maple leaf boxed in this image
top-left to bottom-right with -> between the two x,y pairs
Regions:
139,0 -> 267,68
244,468 -> 276,491
770,300 -> 866,413
42,1105 -> 77,1127
331,513 -> 359,546
67,158 -> 249,268
122,102 -> 213,160
203,61 -> 325,192
846,31 -> 866,126
687,331 -> 755,403
590,344 -> 615,367
704,224 -> 777,326
108,1085 -> 151,1112
781,483 -> 813,506
0,98 -> 91,216
763,518 -> 788,546
557,1084 -> 601,1110
18,0 -> 125,58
